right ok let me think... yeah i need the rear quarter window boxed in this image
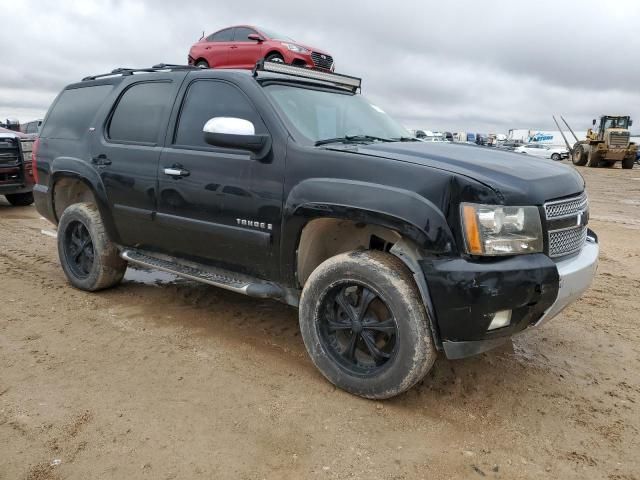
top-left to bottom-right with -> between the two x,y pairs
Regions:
40,85 -> 113,140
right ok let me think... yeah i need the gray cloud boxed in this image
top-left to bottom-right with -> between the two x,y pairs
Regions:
1,0 -> 638,134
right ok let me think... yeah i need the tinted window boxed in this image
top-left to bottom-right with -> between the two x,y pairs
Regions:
208,28 -> 233,42
40,85 -> 112,140
108,82 -> 173,143
233,27 -> 257,42
175,80 -> 266,148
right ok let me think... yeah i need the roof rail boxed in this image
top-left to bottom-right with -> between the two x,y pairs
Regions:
252,59 -> 362,92
82,64 -> 198,81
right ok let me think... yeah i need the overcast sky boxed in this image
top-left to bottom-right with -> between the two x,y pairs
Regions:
2,0 -> 639,133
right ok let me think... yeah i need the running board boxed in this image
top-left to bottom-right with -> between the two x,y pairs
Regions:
120,249 -> 284,300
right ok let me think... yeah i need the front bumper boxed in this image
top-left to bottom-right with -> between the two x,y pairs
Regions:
533,233 -> 598,326
422,231 -> 598,359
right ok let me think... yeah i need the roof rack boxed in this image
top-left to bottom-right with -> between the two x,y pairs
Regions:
82,63 -> 198,81
252,59 -> 362,92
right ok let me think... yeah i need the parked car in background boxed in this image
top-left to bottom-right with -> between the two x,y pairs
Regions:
188,25 -> 334,71
515,144 -> 569,161
21,119 -> 42,137
498,140 -> 525,151
0,127 -> 35,206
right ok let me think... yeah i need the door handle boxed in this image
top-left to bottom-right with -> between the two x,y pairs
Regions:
164,166 -> 190,177
92,154 -> 112,166
230,45 -> 238,49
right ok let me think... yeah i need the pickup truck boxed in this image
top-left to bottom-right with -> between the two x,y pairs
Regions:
33,62 -> 598,399
0,127 -> 35,206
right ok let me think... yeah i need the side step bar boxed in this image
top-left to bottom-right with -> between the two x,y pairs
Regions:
121,249 -> 284,300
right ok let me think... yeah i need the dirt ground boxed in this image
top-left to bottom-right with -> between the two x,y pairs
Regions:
1,164 -> 639,480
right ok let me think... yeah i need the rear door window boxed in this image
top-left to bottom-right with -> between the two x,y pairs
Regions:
108,82 -> 174,144
40,85 -> 112,140
207,28 -> 233,42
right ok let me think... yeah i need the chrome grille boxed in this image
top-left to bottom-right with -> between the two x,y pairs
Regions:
544,192 -> 588,219
548,227 -> 588,258
544,192 -> 588,258
609,131 -> 629,148
311,52 -> 334,70
0,138 -> 20,167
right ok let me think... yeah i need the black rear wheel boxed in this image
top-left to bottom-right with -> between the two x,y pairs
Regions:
5,192 -> 34,206
58,203 -> 127,291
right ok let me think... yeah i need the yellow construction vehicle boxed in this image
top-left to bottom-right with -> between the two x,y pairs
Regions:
553,115 -> 637,169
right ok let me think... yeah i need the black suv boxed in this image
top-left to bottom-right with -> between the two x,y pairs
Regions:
33,62 -> 599,399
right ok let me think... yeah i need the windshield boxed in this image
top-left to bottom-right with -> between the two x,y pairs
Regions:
264,85 -> 410,145
258,27 -> 295,42
603,117 -> 629,129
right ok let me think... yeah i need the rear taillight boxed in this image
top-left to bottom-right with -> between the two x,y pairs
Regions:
31,137 -> 40,184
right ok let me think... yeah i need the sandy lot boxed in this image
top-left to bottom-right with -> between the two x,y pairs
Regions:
1,164 -> 639,480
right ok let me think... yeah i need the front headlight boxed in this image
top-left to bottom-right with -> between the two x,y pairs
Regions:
461,203 -> 543,256
282,42 -> 310,54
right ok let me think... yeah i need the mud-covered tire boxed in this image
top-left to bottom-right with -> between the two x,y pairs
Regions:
299,250 -> 437,399
572,144 -> 588,166
622,157 -> 635,169
57,203 -> 127,291
5,192 -> 34,206
587,150 -> 601,168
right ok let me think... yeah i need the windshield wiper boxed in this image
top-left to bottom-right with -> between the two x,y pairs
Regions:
314,135 -> 394,146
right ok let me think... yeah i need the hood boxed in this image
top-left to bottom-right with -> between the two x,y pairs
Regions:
326,142 -> 585,205
0,126 -> 28,138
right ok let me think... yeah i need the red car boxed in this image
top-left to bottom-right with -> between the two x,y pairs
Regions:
188,25 -> 334,71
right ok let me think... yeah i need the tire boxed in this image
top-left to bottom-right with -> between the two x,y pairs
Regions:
5,192 -> 34,206
57,203 -> 127,291
622,157 -> 635,169
299,250 -> 437,399
587,150 -> 601,168
551,153 -> 561,161
195,60 -> 209,69
572,144 -> 588,166
265,52 -> 285,64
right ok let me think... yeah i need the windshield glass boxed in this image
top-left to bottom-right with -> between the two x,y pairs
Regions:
603,117 -> 629,129
258,27 -> 295,42
264,85 -> 410,144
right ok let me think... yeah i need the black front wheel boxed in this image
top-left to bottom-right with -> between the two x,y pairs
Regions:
551,153 -> 561,161
58,203 -> 127,291
299,250 -> 437,399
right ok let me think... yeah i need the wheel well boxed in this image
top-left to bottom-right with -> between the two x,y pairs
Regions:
296,218 -> 402,287
195,57 -> 209,66
53,177 -> 97,221
265,50 -> 284,60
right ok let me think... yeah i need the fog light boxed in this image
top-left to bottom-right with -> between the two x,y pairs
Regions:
488,310 -> 512,330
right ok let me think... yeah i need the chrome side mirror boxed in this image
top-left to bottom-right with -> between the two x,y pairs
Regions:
203,117 -> 255,136
203,117 -> 272,161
